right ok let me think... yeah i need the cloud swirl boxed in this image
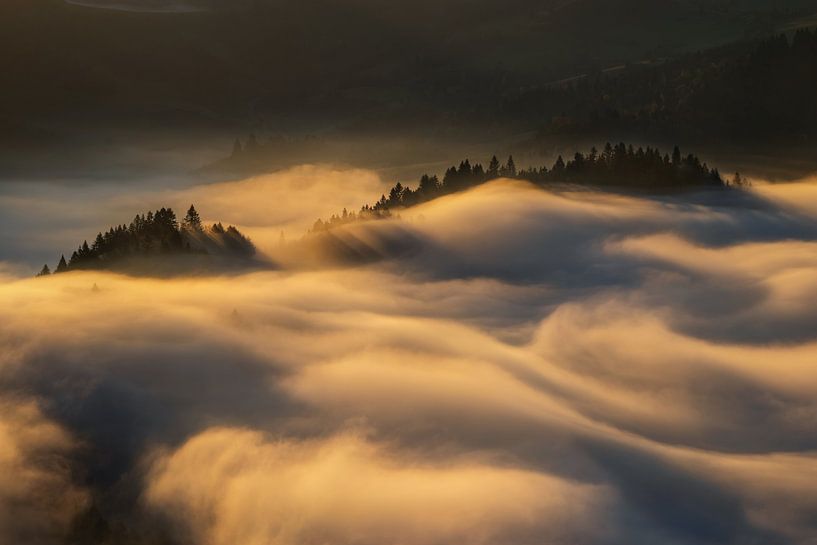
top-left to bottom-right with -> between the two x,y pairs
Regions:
1,170 -> 817,544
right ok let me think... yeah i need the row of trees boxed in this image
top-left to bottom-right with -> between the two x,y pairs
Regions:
310,143 -> 741,233
37,205 -> 255,276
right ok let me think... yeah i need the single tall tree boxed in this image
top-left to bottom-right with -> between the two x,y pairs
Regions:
505,155 -> 517,177
487,156 -> 500,178
552,155 -> 566,174
183,205 -> 203,231
55,255 -> 68,273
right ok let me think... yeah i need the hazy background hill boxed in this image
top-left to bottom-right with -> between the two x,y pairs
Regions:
1,0 -> 816,178
2,0 -> 813,130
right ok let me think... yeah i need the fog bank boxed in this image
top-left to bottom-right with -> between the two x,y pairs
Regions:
1,171 -> 817,544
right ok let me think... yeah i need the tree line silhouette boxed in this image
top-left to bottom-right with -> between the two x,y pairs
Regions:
37,205 -> 255,276
219,30 -> 817,180
310,143 -> 743,233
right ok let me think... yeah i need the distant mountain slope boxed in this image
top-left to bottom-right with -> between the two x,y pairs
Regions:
1,0 -> 812,138
507,28 -> 817,146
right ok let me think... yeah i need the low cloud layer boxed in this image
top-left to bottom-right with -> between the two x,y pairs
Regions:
1,171 -> 817,544
0,398 -> 88,545
147,429 -> 612,545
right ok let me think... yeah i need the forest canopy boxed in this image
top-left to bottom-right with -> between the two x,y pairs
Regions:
38,205 -> 255,276
310,143 -> 742,233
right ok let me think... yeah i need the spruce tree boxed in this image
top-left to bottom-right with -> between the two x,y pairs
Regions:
183,205 -> 203,231
55,255 -> 68,273
36,264 -> 51,277
388,183 -> 404,205
552,155 -> 566,175
505,155 -> 517,177
487,156 -> 500,178
93,233 -> 105,252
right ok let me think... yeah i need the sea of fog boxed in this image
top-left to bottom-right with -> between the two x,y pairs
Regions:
2,166 -> 817,544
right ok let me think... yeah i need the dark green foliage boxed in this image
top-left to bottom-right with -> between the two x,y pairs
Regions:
311,143 -> 731,233
50,205 -> 255,273
36,264 -> 50,277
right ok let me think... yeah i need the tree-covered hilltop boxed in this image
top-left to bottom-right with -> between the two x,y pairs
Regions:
206,29 -> 817,180
310,143 -> 743,232
37,205 -> 255,276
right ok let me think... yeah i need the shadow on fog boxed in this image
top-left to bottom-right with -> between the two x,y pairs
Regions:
289,182 -> 817,345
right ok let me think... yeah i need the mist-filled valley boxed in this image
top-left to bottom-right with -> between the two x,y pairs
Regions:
4,165 -> 817,544
3,1 -> 817,545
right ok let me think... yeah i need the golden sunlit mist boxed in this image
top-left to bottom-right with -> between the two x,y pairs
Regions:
1,170 -> 817,544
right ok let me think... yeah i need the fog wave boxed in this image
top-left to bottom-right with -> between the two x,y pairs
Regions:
1,173 -> 817,544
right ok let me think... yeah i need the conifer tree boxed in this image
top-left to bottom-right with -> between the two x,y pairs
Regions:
553,155 -> 566,173
183,205 -> 203,231
55,255 -> 68,273
93,233 -> 105,252
388,183 -> 404,205
36,264 -> 51,277
505,155 -> 517,177
418,174 -> 438,197
487,156 -> 500,178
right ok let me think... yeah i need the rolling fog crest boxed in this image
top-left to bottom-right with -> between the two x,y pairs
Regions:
1,172 -> 817,544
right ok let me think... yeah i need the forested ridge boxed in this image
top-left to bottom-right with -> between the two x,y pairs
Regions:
36,205 -> 255,276
5,0 -> 806,139
514,29 -> 817,142
220,28 -> 817,178
310,142 -> 744,233
34,143 -> 741,275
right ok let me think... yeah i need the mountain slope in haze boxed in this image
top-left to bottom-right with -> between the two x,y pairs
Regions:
1,0 -> 813,140
506,29 -> 817,151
